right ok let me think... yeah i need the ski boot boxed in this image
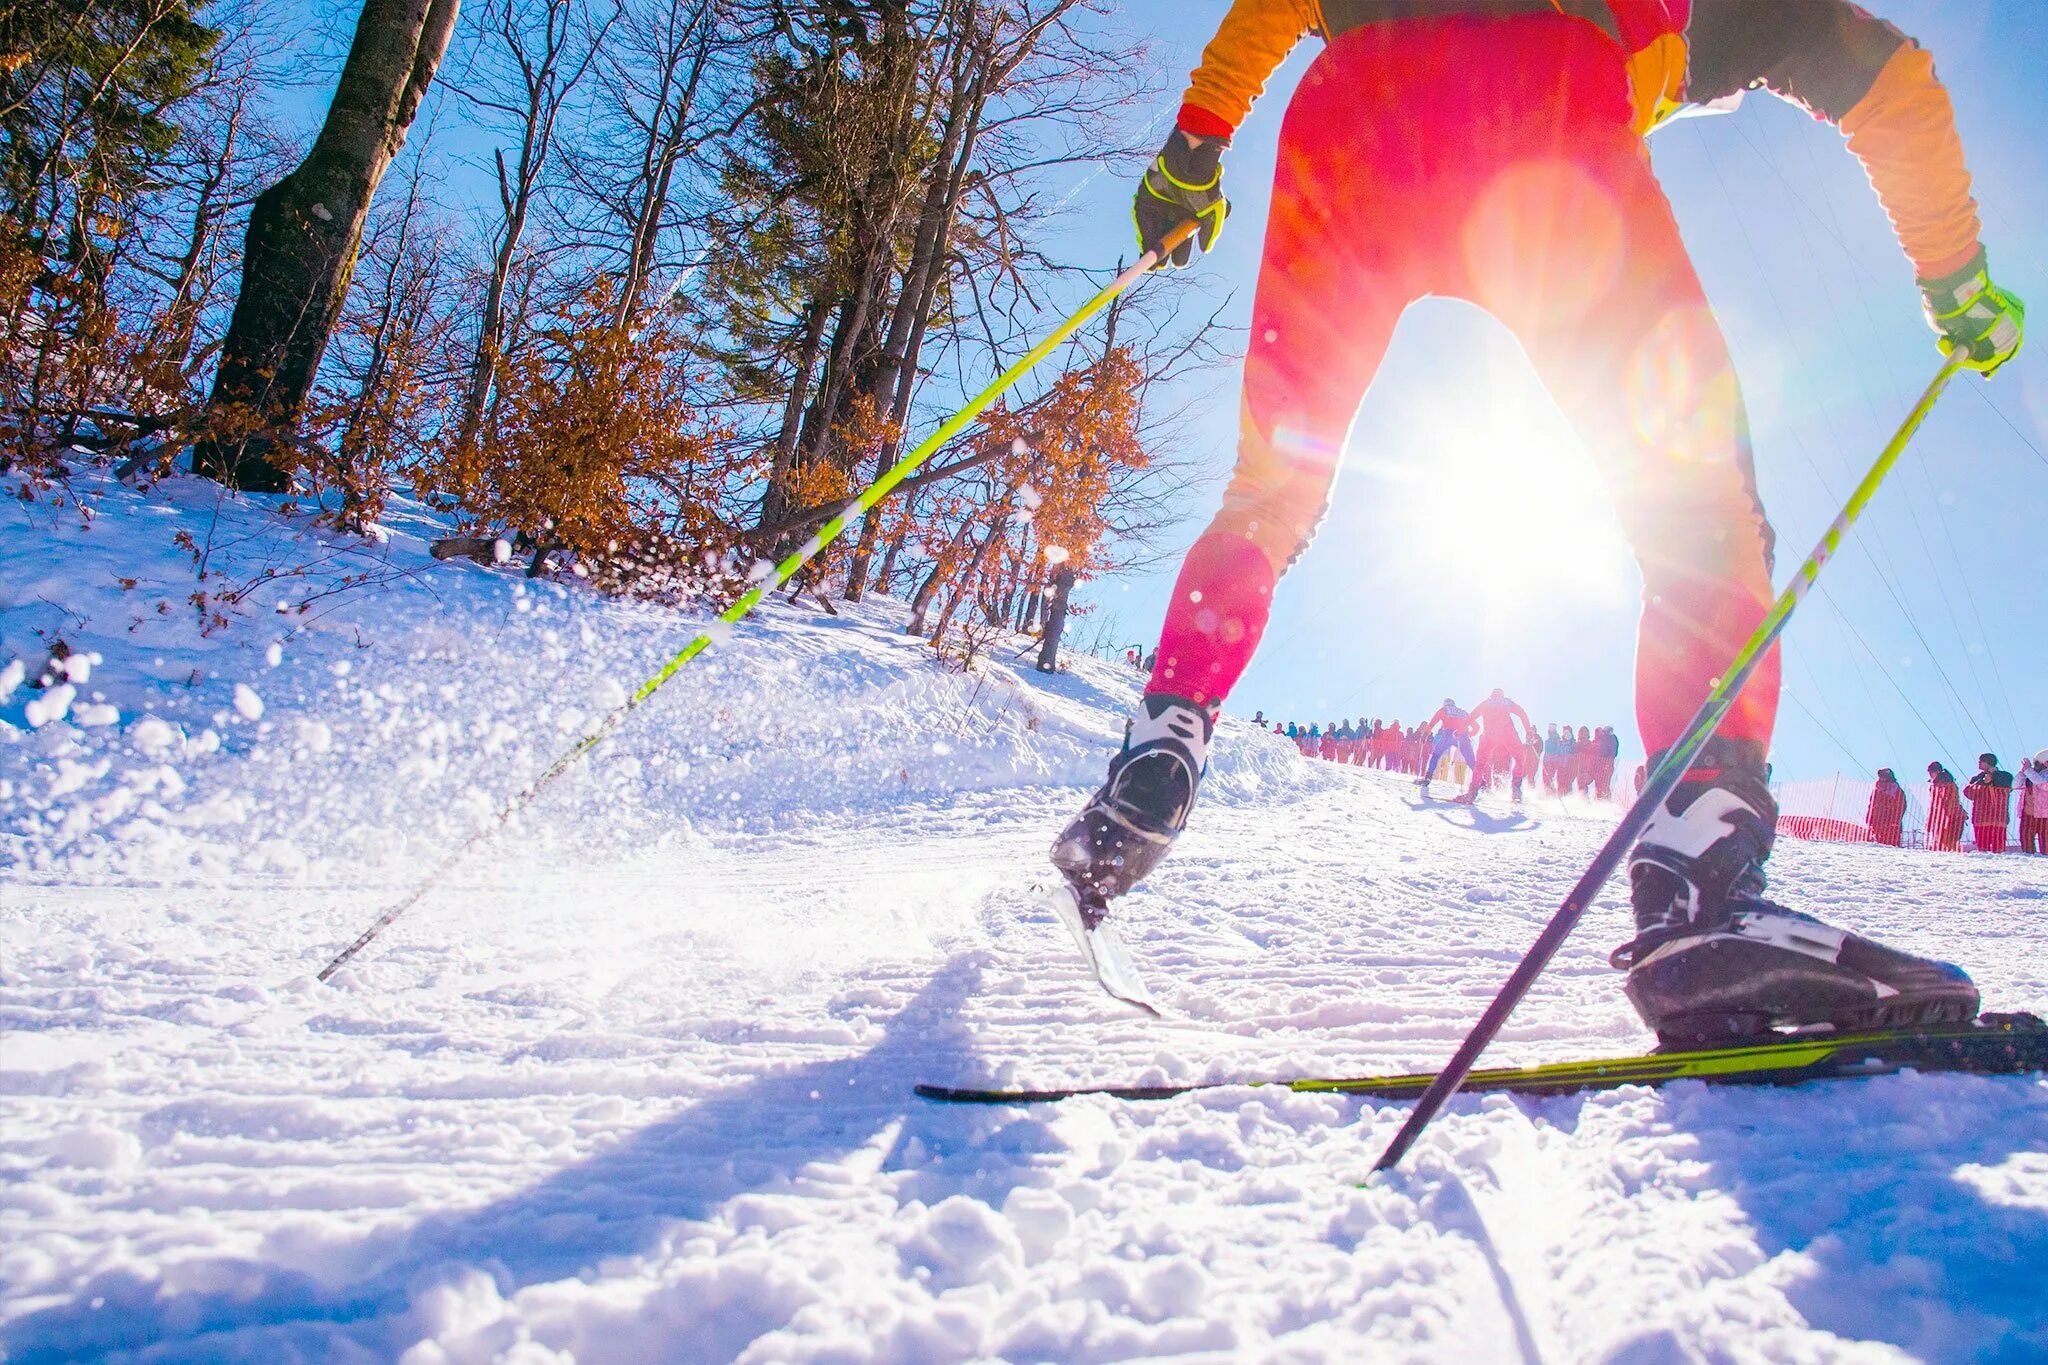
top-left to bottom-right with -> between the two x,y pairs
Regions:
1612,738 -> 1978,1048
1050,694 -> 1213,921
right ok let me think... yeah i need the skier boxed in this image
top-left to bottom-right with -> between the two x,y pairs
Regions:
1541,723 -> 1567,793
1051,0 -> 2020,1038
1964,753 -> 2014,854
1573,726 -> 1597,795
1866,768 -> 1908,848
1599,727 -> 1621,797
1414,697 -> 1477,795
1462,687 -> 1534,803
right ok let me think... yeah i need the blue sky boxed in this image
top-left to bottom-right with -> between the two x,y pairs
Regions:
1063,0 -> 2046,782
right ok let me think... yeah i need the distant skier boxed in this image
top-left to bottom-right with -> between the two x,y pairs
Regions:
1052,0 -> 2019,1039
1415,698 -> 1476,795
1541,724 -> 1567,793
1593,725 -> 1622,798
1866,769 -> 1908,847
1462,688 -> 1534,803
1573,726 -> 1597,795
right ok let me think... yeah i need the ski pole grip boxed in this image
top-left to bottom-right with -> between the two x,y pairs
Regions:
1145,218 -> 1202,268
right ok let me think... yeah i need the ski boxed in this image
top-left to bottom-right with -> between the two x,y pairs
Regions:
916,1013 -> 2046,1105
1047,881 -> 1161,1017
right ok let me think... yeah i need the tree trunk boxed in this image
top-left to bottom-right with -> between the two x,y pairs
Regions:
906,501 -> 980,636
1035,566 -> 1076,673
153,82 -> 248,387
996,522 -> 1027,624
930,507 -> 1006,648
875,512 -> 912,596
196,0 -> 461,490
758,294 -> 832,527
1016,580 -> 1040,635
611,2 -> 716,329
845,31 -> 990,600
456,0 -> 591,451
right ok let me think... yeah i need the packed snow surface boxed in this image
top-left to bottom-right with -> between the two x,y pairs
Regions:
4,473 -> 2046,1363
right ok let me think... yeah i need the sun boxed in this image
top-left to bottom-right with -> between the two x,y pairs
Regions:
1362,306 -> 1637,615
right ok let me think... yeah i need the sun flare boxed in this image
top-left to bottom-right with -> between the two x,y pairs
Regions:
1356,311 -> 1638,616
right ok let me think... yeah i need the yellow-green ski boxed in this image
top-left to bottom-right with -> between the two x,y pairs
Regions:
914,1014 -> 2046,1105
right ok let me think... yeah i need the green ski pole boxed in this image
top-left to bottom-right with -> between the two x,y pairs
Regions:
318,223 -> 1202,982
1371,349 -> 1967,1171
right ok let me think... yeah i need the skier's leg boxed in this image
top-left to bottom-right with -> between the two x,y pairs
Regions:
1146,284 -> 1405,706
1490,167 -> 1778,767
1054,49 -> 1410,905
1478,55 -> 1969,1038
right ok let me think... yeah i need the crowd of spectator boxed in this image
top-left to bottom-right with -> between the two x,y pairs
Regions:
1898,750 -> 2048,854
1250,709 -> 1622,798
1251,702 -> 2048,859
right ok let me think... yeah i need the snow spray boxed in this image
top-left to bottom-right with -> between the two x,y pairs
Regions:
317,222 -> 1204,982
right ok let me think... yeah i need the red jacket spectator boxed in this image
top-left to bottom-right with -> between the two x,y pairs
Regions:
1965,753 -> 2014,853
1927,763 -> 1965,852
1866,769 -> 1907,847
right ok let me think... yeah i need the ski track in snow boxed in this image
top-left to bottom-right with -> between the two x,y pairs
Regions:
4,473 -> 2047,1363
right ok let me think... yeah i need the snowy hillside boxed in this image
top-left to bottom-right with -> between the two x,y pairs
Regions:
4,475 -> 2047,1363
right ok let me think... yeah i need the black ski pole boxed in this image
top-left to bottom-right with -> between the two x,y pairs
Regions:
1372,351 -> 1966,1172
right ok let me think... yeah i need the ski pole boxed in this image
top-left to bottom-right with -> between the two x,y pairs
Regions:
1371,349 -> 1967,1172
317,222 -> 1203,983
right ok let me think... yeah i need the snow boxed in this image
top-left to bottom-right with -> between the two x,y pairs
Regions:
3,469 -> 2046,1362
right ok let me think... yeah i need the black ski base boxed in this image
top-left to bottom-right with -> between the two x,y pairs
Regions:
915,1013 -> 2047,1106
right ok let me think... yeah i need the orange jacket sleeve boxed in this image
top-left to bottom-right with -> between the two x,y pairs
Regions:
1180,0 -> 1322,139
1838,45 -> 1981,280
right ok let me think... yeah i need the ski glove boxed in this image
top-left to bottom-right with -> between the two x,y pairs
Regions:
1135,131 -> 1228,270
1920,247 -> 2025,376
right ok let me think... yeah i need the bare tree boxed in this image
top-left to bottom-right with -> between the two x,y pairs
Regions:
196,0 -> 462,491
448,0 -> 615,451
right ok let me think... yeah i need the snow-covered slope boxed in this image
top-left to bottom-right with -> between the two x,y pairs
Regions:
4,473 -> 2045,1363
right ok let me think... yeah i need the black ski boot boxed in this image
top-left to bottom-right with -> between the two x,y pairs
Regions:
1050,694 -> 1213,915
1612,738 -> 1978,1047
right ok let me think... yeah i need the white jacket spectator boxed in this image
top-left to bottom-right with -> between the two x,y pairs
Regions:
2020,752 -> 2048,855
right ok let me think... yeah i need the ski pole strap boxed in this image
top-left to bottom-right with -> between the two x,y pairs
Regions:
315,220 -> 1201,983
1370,350 -> 1965,1173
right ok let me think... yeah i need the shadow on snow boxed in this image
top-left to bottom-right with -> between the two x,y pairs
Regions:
5,954 -> 1054,1363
